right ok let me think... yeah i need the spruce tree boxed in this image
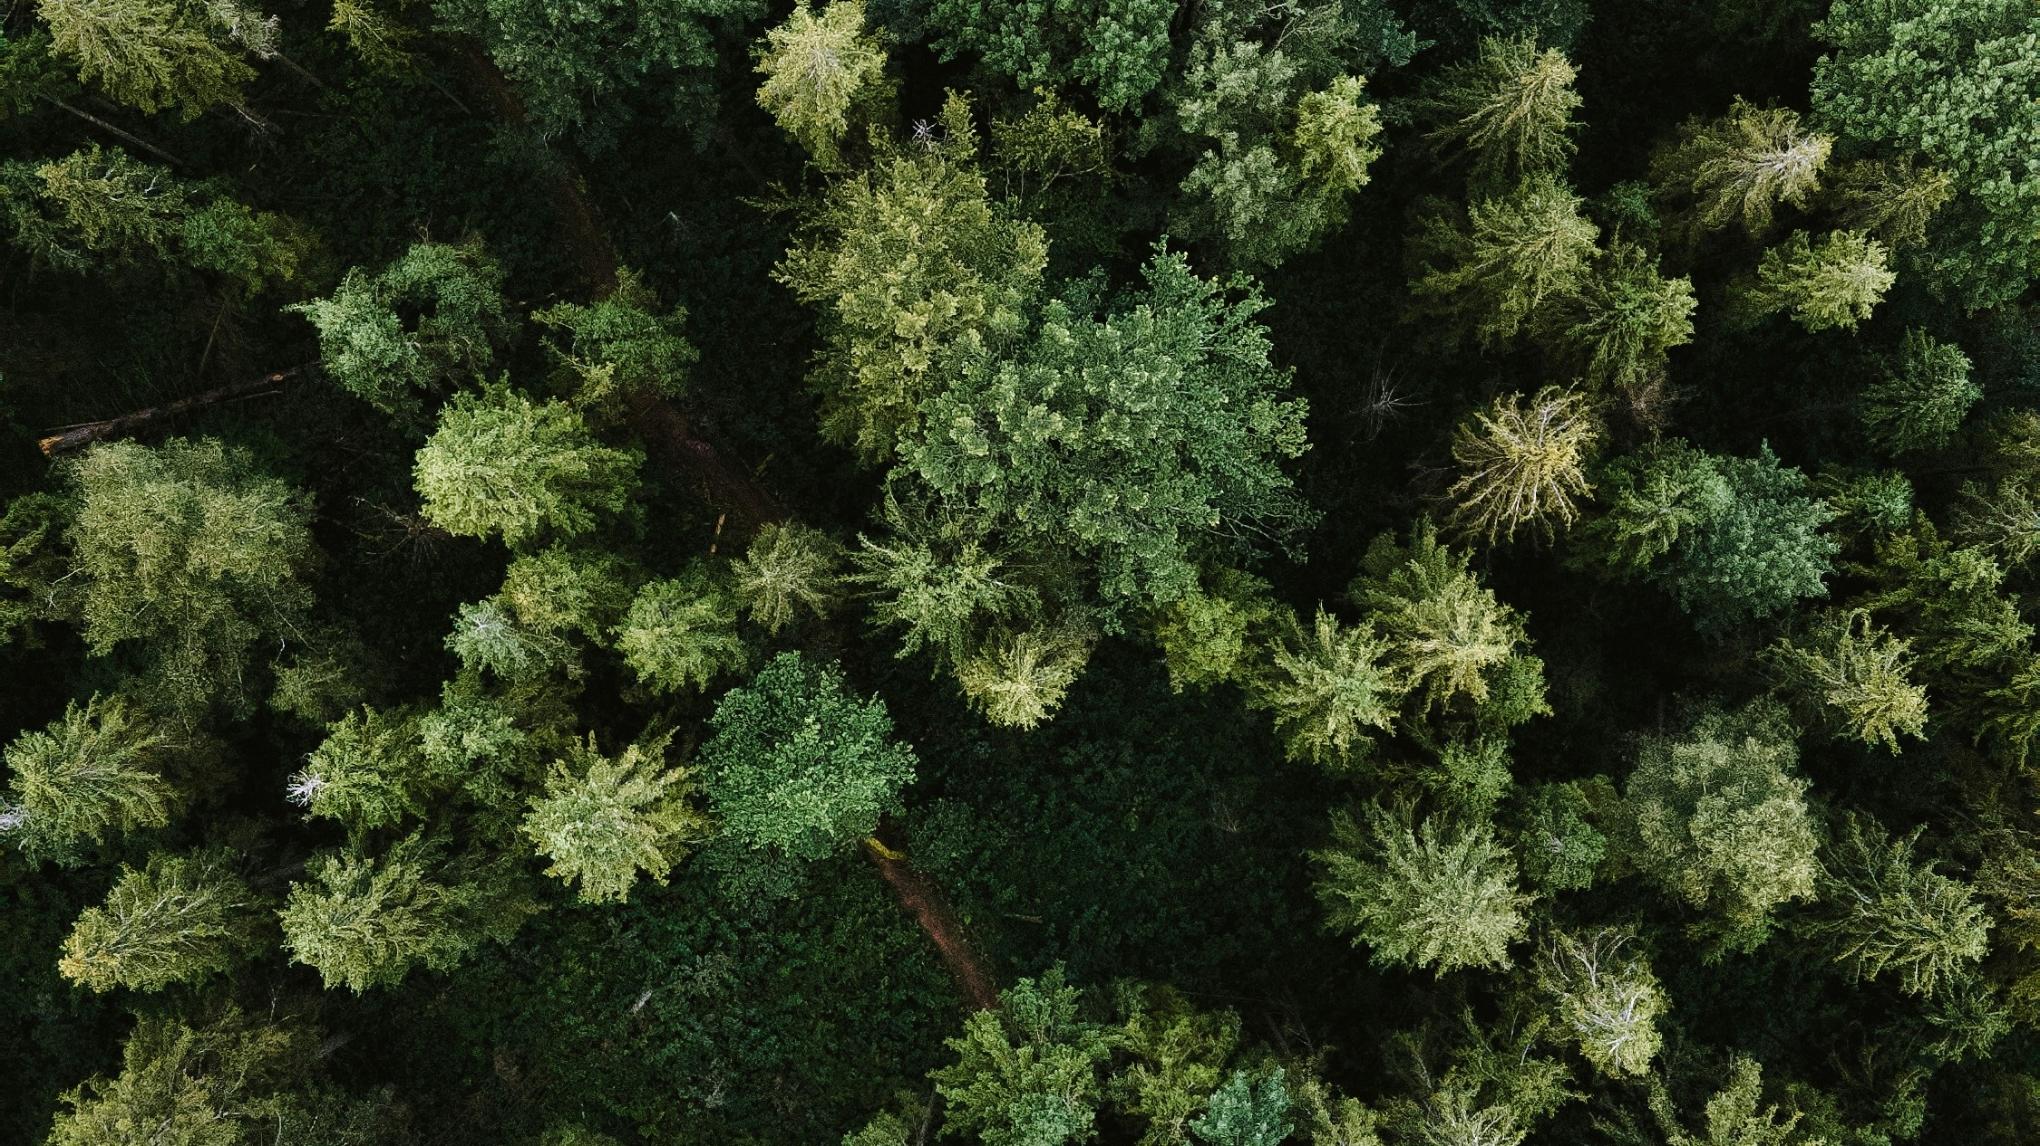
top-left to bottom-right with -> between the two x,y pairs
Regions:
59,849 -> 262,992
0,694 -> 176,866
520,731 -> 706,903
1444,387 -> 1598,546
1313,802 -> 1530,973
413,387 -> 641,549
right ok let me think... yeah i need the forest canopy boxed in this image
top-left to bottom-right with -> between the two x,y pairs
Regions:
5,0 -> 2040,1143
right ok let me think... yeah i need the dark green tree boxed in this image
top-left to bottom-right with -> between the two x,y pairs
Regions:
929,967 -> 1116,1146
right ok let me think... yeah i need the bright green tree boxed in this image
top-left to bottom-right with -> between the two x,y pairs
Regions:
413,387 -> 641,548
65,437 -> 315,717
1620,703 -> 1820,952
1812,0 -> 2040,308
1256,607 -> 1406,768
615,564 -> 750,694
698,652 -> 917,861
906,246 -> 1311,609
532,269 -> 695,413
1861,328 -> 1979,454
1109,983 -> 1239,1146
1313,802 -> 1531,973
929,967 -> 1116,1146
850,492 -> 1045,664
731,521 -> 843,634
754,0 -> 888,167
1736,229 -> 1894,333
1764,610 -> 1928,752
1351,522 -> 1532,711
1415,35 -> 1581,187
1150,568 -> 1281,694
1799,816 -> 1991,997
520,731 -> 707,903
954,616 -> 1097,730
290,706 -> 430,833
1410,176 -> 1600,348
278,834 -> 533,992
37,0 -> 263,118
45,1010 -> 309,1146
1533,241 -> 1695,390
291,242 -> 509,424
1650,98 -> 1831,237
1532,927 -> 1666,1077
0,694 -> 176,866
777,92 -> 1048,461
1445,387 -> 1598,546
59,849 -> 262,992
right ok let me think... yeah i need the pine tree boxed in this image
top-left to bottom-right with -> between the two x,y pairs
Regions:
290,242 -> 509,424
929,967 -> 1115,1146
1410,176 -> 1600,348
1736,229 -> 1894,333
1764,610 -> 1928,752
290,706 -> 431,833
1532,927 -> 1666,1076
59,849 -> 262,992
955,616 -> 1097,730
279,834 -> 534,992
1190,1069 -> 1292,1146
64,437 -> 315,718
754,0 -> 888,167
1799,816 -> 1991,997
0,694 -> 176,866
615,564 -> 750,694
1533,242 -> 1695,391
46,1009 -> 309,1146
1861,328 -> 1979,454
1621,703 -> 1820,952
1256,608 -> 1406,768
1445,387 -> 1598,546
413,387 -> 641,548
1313,802 -> 1530,973
731,521 -> 843,634
1649,98 -> 1831,237
37,0 -> 262,119
1415,35 -> 1581,188
777,92 -> 1048,461
1351,522 -> 1531,710
698,652 -> 917,862
521,731 -> 707,903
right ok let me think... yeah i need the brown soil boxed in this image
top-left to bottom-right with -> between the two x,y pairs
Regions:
863,831 -> 1000,1011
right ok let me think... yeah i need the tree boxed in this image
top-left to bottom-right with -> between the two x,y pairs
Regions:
1410,176 -> 1600,348
1445,387 -> 1598,546
851,498 -> 1044,664
1109,983 -> 1240,1145
1514,781 -> 1607,893
64,437 -> 315,717
1578,442 -> 1837,632
1640,1056 -> 1818,1146
1532,927 -> 1665,1077
1812,0 -> 2040,308
731,521 -> 843,634
0,694 -> 176,866
1830,156 -> 1954,250
59,849 -> 261,992
1313,802 -> 1530,973
929,967 -> 1115,1146
521,731 -> 707,903
924,0 -> 1173,112
1191,1069 -> 1293,1146
954,616 -> 1097,729
290,242 -> 509,425
413,387 -> 641,548
698,652 -> 917,862
1620,703 -> 1820,952
45,1010 -> 308,1146
532,270 -> 696,413
1150,568 -> 1281,694
755,0 -> 888,167
37,0 -> 263,119
1533,241 -> 1695,390
1257,607 -> 1406,768
615,565 -> 750,694
1415,35 -> 1581,188
777,92 -> 1048,462
905,246 -> 1312,609
1799,816 -> 1991,997
289,705 -> 430,833
1861,328 -> 1979,454
1764,610 -> 1928,752
279,834 -> 533,992
1649,98 -> 1831,238
1735,229 -> 1893,333
1351,522 -> 1533,711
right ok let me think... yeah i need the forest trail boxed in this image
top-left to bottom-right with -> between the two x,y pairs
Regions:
863,831 -> 1000,1011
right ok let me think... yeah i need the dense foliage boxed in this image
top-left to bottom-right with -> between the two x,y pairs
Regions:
5,1 -> 2040,1144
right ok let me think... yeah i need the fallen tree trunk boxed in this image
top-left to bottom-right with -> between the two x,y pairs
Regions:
38,368 -> 303,457
863,824 -> 1000,1011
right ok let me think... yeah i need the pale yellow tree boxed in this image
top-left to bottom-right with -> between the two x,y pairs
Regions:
755,0 -> 889,167
1447,387 -> 1598,545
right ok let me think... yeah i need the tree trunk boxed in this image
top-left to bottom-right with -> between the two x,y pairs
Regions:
862,824 -> 1000,1011
38,369 -> 303,457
